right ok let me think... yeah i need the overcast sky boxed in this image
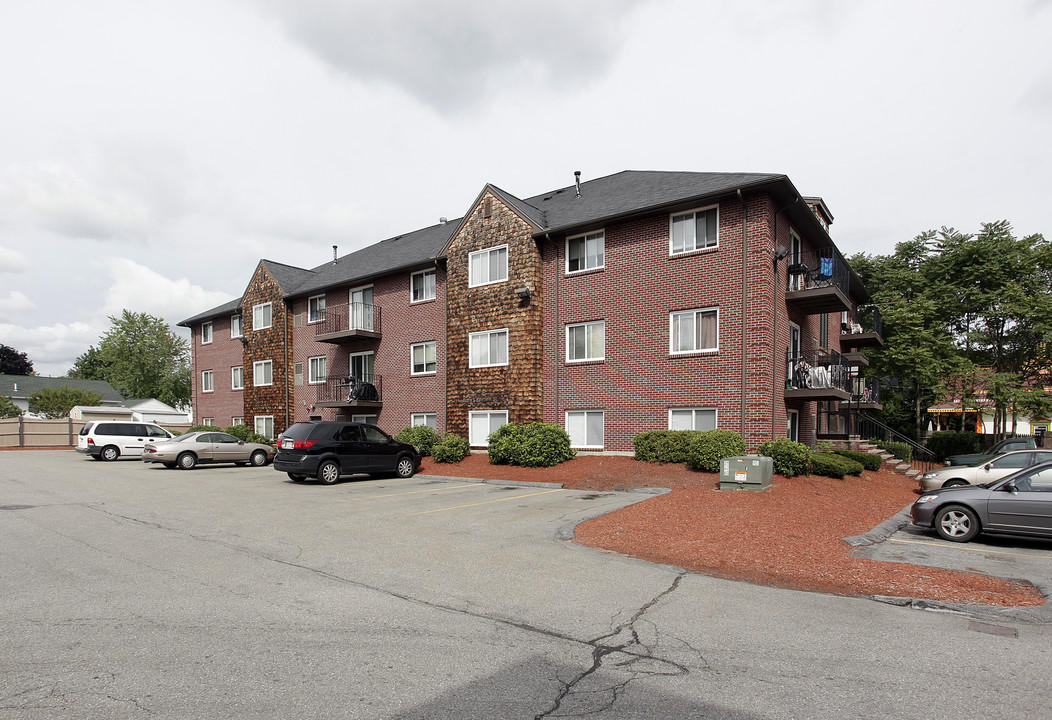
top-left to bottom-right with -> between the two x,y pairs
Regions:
2,0 -> 1050,376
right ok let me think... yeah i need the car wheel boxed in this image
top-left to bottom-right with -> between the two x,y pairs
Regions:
935,505 -> 980,542
250,450 -> 268,467
287,473 -> 307,482
100,446 -> 120,462
943,479 -> 968,488
317,460 -> 340,485
162,462 -> 177,469
395,456 -> 415,478
177,452 -> 197,470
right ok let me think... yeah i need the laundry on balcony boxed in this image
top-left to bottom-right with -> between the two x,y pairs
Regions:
338,376 -> 379,402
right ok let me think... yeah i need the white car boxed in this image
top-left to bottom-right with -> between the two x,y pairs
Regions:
76,421 -> 175,461
918,449 -> 1052,492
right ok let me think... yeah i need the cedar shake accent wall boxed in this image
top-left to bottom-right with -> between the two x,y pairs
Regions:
242,264 -> 290,436
445,191 -> 543,440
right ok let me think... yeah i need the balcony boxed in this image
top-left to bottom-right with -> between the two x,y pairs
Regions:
314,374 -> 383,409
841,305 -> 883,348
314,303 -> 382,344
785,250 -> 851,315
842,377 -> 883,411
785,348 -> 852,401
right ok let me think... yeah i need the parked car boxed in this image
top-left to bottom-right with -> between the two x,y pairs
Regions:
917,449 -> 1052,492
911,461 -> 1052,542
141,431 -> 275,469
945,436 -> 1037,466
76,421 -> 175,461
274,421 -> 421,484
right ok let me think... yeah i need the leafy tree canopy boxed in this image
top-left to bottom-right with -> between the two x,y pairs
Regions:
0,395 -> 22,418
28,387 -> 103,419
0,344 -> 34,375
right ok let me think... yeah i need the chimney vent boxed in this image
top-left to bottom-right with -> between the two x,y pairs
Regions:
574,171 -> 582,198
332,245 -> 338,264
440,217 -> 447,225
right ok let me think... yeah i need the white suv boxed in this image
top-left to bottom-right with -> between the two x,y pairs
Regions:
76,421 -> 175,461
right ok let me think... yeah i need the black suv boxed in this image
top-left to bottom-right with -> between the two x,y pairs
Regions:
274,421 -> 421,484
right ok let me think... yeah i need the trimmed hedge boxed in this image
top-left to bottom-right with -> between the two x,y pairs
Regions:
394,425 -> 441,457
811,452 -> 865,478
926,432 -> 981,462
431,433 -> 469,463
633,430 -> 705,464
758,438 -> 813,477
684,430 -> 747,472
879,440 -> 913,463
488,422 -> 575,468
187,424 -> 273,445
833,448 -> 882,471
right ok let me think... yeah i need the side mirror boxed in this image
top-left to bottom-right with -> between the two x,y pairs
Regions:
984,463 -> 992,471
238,440 -> 246,445
1003,482 -> 1018,494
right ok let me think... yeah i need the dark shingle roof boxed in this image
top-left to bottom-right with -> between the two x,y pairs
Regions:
261,260 -> 317,294
178,297 -> 242,327
0,374 -> 123,403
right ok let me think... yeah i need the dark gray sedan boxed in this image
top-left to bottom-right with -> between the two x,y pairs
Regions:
911,461 -> 1052,542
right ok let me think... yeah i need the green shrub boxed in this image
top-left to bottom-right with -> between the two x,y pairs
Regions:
685,430 -> 747,472
223,424 -> 273,445
811,452 -> 864,478
878,440 -> 913,462
925,432 -> 981,462
488,422 -> 575,468
432,433 -> 469,463
394,425 -> 441,457
633,430 -> 705,463
833,448 -> 882,471
758,438 -> 813,477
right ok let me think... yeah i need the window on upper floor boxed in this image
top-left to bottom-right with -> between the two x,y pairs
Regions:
412,342 -> 437,375
670,206 -> 718,255
201,370 -> 213,393
566,410 -> 604,449
412,269 -> 437,302
253,360 -> 273,386
669,408 -> 717,431
308,356 -> 326,384
469,329 -> 508,368
469,245 -> 508,287
253,303 -> 272,330
231,366 -> 244,391
308,295 -> 326,323
670,308 -> 718,354
567,231 -> 604,273
230,315 -> 243,338
201,322 -> 212,344
566,321 -> 605,362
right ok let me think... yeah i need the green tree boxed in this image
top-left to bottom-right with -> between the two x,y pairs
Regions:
0,344 -> 34,375
28,387 -> 103,419
0,395 -> 22,418
86,311 -> 192,408
68,345 -> 109,380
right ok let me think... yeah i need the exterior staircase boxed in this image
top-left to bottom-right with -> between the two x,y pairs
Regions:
853,439 -> 923,478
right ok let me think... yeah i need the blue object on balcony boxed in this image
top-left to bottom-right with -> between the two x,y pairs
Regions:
820,257 -> 833,276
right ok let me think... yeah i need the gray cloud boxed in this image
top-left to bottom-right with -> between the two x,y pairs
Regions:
254,0 -> 649,113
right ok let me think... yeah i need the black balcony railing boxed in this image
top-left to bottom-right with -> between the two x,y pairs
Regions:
315,302 -> 382,339
842,305 -> 883,338
315,374 -> 383,405
786,249 -> 849,296
851,376 -> 881,405
786,348 -> 852,393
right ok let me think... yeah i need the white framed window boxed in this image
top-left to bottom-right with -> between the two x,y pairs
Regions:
231,417 -> 244,426
411,269 -> 437,302
230,314 -> 242,338
412,413 -> 438,430
308,295 -> 326,323
669,408 -> 717,431
567,231 -> 605,273
412,341 -> 437,375
670,308 -> 719,354
566,321 -> 605,362
469,410 -> 508,447
255,415 -> 274,439
308,356 -> 326,384
201,322 -> 213,345
787,410 -> 799,442
352,414 -> 378,424
202,418 -> 214,426
566,410 -> 604,449
201,370 -> 213,393
231,366 -> 244,391
468,245 -> 508,287
469,329 -> 509,368
253,302 -> 272,330
670,206 -> 718,254
253,360 -> 273,386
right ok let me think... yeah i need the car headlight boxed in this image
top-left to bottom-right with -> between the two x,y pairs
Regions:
920,471 -> 939,480
915,494 -> 940,504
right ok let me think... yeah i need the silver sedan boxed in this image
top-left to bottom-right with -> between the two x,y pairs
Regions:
917,449 -> 1052,492
142,431 -> 276,470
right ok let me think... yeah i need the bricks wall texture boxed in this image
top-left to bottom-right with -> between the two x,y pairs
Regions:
189,313 -> 245,426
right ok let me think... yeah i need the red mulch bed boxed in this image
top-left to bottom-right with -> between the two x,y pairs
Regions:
420,454 -> 1044,607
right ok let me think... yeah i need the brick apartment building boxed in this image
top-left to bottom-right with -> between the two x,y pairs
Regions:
179,170 -> 883,452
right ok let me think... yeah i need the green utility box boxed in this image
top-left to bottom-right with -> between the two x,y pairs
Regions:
719,455 -> 773,491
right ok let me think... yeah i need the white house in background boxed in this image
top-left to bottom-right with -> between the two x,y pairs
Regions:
70,406 -> 135,423
124,399 -> 192,424
0,375 -> 123,418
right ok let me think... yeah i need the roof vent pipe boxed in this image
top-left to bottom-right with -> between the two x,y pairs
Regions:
440,217 -> 447,225
574,170 -> 582,198
332,245 -> 338,264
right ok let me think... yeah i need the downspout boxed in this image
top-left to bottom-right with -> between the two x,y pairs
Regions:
738,189 -> 747,438
773,210 -> 779,440
547,233 -> 559,426
284,301 -> 290,432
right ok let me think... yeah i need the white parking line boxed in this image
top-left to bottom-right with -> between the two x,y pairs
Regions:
330,482 -> 483,503
889,537 -> 1046,558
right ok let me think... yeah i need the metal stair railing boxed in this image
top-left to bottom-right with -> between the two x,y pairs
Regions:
856,412 -> 938,475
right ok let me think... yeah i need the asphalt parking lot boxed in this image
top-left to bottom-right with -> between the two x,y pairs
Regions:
2,451 -> 1051,719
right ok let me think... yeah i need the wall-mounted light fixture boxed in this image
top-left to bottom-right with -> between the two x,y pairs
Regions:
515,286 -> 532,300
775,247 -> 790,260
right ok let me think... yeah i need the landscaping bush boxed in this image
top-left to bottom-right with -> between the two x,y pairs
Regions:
811,452 -> 864,479
633,430 -> 705,463
222,424 -> 273,445
488,422 -> 575,468
925,431 -> 981,462
685,429 -> 746,472
394,425 -> 441,457
833,448 -> 882,472
878,440 -> 913,463
431,433 -> 469,463
757,438 -> 813,477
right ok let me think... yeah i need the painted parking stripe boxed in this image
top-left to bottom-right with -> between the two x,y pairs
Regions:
888,537 -> 1046,559
331,483 -> 483,502
406,488 -> 567,516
